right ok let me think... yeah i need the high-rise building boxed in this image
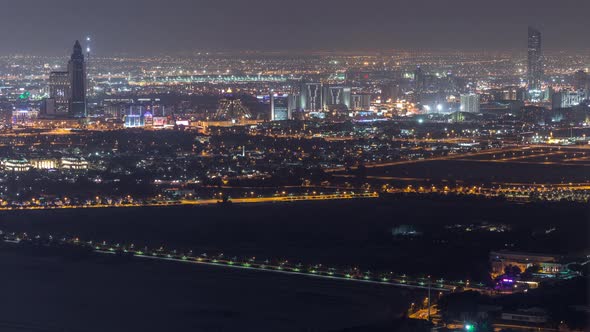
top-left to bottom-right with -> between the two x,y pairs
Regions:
381,83 -> 401,101
49,71 -> 70,113
299,82 -> 323,112
104,103 -> 126,119
500,86 -> 519,101
552,90 -> 587,109
68,40 -> 86,118
351,94 -> 371,111
323,86 -> 351,109
460,93 -> 480,113
124,106 -> 145,128
527,26 -> 543,92
414,66 -> 425,92
270,93 -> 291,121
574,70 -> 588,92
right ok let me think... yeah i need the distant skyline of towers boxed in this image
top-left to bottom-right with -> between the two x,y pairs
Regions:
527,26 -> 543,92
296,82 -> 370,114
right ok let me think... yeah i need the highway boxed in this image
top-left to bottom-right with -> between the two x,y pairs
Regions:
0,181 -> 587,213
0,192 -> 379,212
181,192 -> 377,205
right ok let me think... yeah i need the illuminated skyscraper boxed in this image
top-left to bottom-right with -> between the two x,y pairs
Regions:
574,70 -> 588,92
49,71 -> 70,113
323,86 -> 351,109
299,82 -> 323,112
460,93 -> 480,113
68,40 -> 86,117
414,66 -> 425,92
552,90 -> 587,109
351,94 -> 371,111
527,26 -> 543,92
270,93 -> 292,121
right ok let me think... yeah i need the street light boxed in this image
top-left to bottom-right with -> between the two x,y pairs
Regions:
427,275 -> 431,321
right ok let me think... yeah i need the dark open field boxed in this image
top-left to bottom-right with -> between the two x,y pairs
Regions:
364,159 -> 590,184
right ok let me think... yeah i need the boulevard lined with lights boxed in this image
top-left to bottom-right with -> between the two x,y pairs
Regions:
1,231 -> 487,293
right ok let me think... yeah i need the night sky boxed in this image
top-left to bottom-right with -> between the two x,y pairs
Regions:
2,0 -> 589,55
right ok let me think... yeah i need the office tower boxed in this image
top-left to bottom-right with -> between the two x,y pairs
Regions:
41,98 -> 56,116
574,70 -> 588,91
104,103 -> 126,119
350,94 -> 371,111
552,90 -> 587,109
299,82 -> 323,112
460,93 -> 480,113
527,26 -> 543,92
49,71 -> 70,113
214,98 -> 252,121
382,83 -> 401,101
414,66 -> 425,92
323,86 -> 352,109
124,106 -> 145,128
68,40 -> 86,117
270,93 -> 291,121
501,86 -> 519,101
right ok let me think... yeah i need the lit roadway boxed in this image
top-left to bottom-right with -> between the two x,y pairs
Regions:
180,192 -> 377,205
0,192 -> 378,212
254,133 -> 476,144
2,233 -> 481,293
325,145 -> 590,172
324,147 -> 525,172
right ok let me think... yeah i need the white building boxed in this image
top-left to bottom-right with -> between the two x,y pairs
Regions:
460,93 -> 480,113
60,157 -> 89,170
2,158 -> 31,172
552,90 -> 587,109
30,158 -> 59,170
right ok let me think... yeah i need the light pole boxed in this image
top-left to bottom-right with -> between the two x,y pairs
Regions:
427,275 -> 431,322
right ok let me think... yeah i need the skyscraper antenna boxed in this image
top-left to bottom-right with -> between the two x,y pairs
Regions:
85,36 -> 91,58
85,36 -> 91,97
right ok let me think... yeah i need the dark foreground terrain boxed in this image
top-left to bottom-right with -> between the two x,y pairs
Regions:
0,198 -> 587,280
0,198 -> 587,331
0,247 -> 417,332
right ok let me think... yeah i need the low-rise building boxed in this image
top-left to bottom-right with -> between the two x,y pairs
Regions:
60,157 -> 89,170
501,308 -> 548,324
2,158 -> 31,172
30,158 -> 59,170
490,250 -> 565,277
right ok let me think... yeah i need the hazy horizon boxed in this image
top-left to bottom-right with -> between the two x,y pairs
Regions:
0,0 -> 588,56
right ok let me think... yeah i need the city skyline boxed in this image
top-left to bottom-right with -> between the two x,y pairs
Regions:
0,3 -> 587,330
